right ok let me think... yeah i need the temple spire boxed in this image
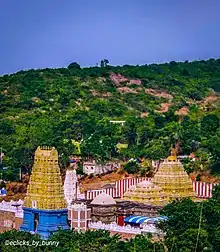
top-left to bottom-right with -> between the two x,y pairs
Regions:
64,159 -> 80,206
24,146 -> 66,210
153,156 -> 195,201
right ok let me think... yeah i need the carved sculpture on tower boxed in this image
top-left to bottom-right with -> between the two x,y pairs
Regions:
152,149 -> 195,201
20,146 -> 69,239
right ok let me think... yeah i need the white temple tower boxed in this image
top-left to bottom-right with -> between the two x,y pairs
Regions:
64,161 -> 80,207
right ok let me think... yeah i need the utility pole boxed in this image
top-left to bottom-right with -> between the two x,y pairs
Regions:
0,148 -> 2,165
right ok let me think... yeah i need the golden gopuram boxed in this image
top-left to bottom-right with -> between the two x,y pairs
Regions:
24,146 -> 67,210
152,151 -> 195,201
123,180 -> 169,206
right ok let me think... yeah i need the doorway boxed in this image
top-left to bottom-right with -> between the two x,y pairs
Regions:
34,213 -> 39,232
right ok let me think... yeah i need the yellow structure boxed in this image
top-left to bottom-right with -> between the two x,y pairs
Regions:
123,180 -> 168,206
24,146 -> 67,210
152,154 -> 195,201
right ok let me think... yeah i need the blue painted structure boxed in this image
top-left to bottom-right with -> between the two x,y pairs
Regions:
20,208 -> 69,239
0,188 -> 6,195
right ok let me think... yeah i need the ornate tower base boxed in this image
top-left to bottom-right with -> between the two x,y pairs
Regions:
20,207 -> 69,239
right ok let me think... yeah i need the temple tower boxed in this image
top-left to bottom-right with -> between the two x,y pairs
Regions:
20,146 -> 69,239
152,152 -> 195,201
64,159 -> 80,207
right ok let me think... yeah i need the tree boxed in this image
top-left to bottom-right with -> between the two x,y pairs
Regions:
49,229 -> 120,252
100,59 -> 109,68
127,234 -> 164,251
144,138 -> 169,160
179,117 -> 201,154
201,114 -> 219,137
1,58 -> 220,180
67,62 -> 81,70
170,228 -> 211,252
123,160 -> 140,174
80,119 -> 120,163
203,184 -> 220,248
0,228 -> 165,252
157,185 -> 220,252
158,198 -> 201,237
207,134 -> 220,164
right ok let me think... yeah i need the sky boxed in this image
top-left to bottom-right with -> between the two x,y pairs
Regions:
1,0 -> 220,75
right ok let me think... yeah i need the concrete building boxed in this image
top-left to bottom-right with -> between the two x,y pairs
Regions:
0,200 -> 23,233
83,161 -> 120,175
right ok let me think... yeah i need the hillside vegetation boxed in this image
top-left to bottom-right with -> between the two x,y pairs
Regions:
0,59 -> 220,180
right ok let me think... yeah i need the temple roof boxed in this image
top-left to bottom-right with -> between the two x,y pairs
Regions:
91,193 -> 116,205
136,180 -> 156,188
123,180 -> 168,206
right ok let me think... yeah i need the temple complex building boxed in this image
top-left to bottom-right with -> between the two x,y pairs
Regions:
152,154 -> 195,201
123,180 -> 168,206
83,161 -> 120,175
89,193 -> 117,224
0,149 -> 210,239
68,201 -> 91,232
80,153 -> 196,228
20,146 -> 69,239
121,154 -> 195,209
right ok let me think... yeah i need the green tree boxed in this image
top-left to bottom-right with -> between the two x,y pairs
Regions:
144,138 -> 169,160
100,59 -> 109,68
67,62 -> 81,69
203,184 -> 220,248
123,161 -> 140,174
179,117 -> 201,154
170,229 -> 211,252
201,114 -> 219,137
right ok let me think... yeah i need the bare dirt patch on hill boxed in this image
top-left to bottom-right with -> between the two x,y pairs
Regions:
145,88 -> 173,100
175,106 -> 189,116
156,103 -> 172,113
117,87 -> 138,94
110,73 -> 141,86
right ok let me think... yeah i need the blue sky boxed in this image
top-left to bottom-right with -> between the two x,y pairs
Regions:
1,0 -> 220,75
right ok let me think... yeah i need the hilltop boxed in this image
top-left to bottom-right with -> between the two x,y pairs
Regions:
0,59 -> 219,180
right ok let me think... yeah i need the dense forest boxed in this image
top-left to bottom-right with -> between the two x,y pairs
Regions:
0,58 -> 219,180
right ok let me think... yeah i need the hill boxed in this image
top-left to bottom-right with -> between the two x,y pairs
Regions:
0,59 -> 220,180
